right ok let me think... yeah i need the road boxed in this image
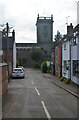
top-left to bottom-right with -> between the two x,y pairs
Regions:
3,68 -> 77,119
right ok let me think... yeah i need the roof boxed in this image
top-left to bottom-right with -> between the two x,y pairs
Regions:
73,24 -> 79,32
16,43 -> 37,47
2,36 -> 14,49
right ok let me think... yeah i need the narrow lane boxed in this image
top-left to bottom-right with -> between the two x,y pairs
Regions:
3,68 -> 77,119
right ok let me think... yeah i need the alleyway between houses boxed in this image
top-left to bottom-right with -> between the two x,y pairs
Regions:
3,68 -> 77,119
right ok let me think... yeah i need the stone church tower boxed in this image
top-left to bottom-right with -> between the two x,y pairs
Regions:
16,14 -> 54,67
36,14 -> 54,61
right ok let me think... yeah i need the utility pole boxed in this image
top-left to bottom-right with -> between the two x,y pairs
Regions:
6,22 -> 9,82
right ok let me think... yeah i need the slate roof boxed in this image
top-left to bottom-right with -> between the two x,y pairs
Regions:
2,36 -> 14,49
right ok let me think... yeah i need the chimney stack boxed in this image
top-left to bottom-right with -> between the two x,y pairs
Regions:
67,23 -> 73,34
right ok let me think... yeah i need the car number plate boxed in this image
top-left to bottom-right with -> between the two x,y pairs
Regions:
16,75 -> 19,77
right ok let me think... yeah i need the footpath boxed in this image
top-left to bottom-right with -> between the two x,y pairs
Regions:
43,73 -> 79,98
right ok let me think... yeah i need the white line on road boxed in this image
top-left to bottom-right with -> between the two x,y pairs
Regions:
32,81 -> 34,85
41,101 -> 51,119
35,87 -> 40,96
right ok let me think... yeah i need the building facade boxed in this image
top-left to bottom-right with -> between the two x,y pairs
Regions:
55,43 -> 62,78
51,49 -> 55,75
62,23 -> 73,79
2,30 -> 16,77
71,24 -> 79,84
0,29 -> 16,96
62,39 -> 71,79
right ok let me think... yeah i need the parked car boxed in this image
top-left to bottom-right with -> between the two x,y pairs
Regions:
18,66 -> 25,71
12,68 -> 25,78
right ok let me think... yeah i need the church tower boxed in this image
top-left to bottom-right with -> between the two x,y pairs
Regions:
36,14 -> 54,61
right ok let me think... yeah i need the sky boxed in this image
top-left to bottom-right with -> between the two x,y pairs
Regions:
0,0 -> 78,43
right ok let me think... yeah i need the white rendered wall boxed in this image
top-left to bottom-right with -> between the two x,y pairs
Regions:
13,41 -> 16,69
62,41 -> 70,60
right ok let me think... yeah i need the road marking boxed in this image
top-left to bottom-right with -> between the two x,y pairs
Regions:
41,101 -> 51,119
32,81 -> 34,85
35,87 -> 40,96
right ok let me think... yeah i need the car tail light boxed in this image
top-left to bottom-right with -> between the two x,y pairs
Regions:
21,71 -> 23,73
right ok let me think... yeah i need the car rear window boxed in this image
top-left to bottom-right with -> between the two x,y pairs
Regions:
14,69 -> 22,71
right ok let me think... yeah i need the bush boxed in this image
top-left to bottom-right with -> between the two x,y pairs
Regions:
60,77 -> 64,81
64,78 -> 71,84
41,61 -> 47,73
47,62 -> 51,70
66,78 -> 71,84
63,78 -> 67,83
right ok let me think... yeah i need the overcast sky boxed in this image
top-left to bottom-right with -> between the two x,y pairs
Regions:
0,0 -> 78,43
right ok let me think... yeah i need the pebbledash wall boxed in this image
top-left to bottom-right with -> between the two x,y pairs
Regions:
71,24 -> 79,85
16,14 -> 54,67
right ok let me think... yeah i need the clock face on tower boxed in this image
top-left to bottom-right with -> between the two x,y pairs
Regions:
43,25 -> 48,38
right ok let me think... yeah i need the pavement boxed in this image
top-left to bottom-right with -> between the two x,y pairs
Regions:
43,72 -> 79,98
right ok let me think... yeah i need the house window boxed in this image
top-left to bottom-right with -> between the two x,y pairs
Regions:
64,61 -> 67,72
73,60 -> 79,77
73,37 -> 78,46
64,42 -> 66,50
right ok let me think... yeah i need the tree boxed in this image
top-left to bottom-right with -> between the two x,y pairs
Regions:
54,31 -> 62,43
30,47 -> 43,68
16,60 -> 19,68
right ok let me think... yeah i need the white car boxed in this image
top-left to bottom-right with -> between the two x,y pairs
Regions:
12,68 -> 25,78
18,66 -> 24,71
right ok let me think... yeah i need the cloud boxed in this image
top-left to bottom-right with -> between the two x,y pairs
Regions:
0,0 -> 77,42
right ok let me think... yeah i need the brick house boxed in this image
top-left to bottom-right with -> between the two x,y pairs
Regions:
51,49 -> 55,75
2,30 -> 16,77
54,41 -> 62,78
0,29 -> 16,97
0,31 -> 8,97
51,40 -> 63,78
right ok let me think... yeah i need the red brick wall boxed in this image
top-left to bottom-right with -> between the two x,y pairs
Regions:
1,64 -> 8,96
0,66 -> 2,99
51,51 -> 55,75
3,49 -> 13,77
3,49 -> 13,63
55,45 -> 62,78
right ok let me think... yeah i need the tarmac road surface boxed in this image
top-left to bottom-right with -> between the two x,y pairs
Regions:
2,68 -> 78,119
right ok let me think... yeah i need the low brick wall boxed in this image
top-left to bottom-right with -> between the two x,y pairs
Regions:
0,63 -> 8,97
